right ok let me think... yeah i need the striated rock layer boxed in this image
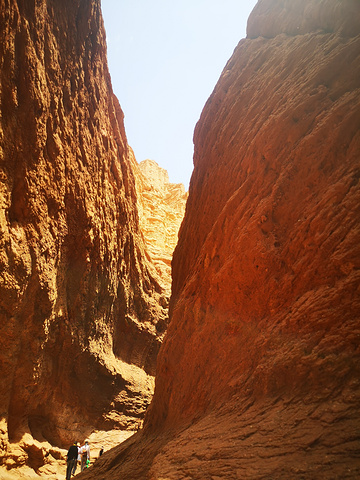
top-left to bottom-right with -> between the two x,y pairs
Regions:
82,0 -> 360,478
135,158 -> 188,296
0,0 -> 168,472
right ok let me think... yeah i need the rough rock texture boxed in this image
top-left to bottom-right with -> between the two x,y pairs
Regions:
135,158 -> 188,295
80,0 -> 360,478
0,0 -> 167,474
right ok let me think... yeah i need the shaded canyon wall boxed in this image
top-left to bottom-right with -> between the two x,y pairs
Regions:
0,0 -> 168,463
82,0 -> 360,478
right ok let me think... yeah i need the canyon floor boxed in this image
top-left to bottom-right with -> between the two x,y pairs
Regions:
0,429 -> 135,480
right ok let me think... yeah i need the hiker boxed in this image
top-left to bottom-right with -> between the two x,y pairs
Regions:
66,442 -> 78,480
71,442 -> 81,476
80,439 -> 91,471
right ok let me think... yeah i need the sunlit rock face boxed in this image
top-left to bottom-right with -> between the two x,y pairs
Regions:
81,0 -> 360,478
0,0 -> 167,466
135,159 -> 188,295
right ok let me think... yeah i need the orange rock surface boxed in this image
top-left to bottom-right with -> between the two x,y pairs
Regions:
135,158 -> 188,294
81,0 -> 360,478
0,0 -> 167,473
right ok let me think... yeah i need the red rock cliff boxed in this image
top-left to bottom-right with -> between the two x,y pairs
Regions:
82,0 -> 360,478
0,0 -> 167,465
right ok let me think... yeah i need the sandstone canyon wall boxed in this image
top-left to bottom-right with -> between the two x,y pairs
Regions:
0,0 -> 169,472
82,0 -> 360,478
135,159 -> 188,297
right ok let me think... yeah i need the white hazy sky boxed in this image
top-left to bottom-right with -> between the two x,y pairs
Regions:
101,0 -> 258,188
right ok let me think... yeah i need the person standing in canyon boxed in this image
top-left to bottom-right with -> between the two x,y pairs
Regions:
71,442 -> 81,476
65,442 -> 78,480
80,439 -> 91,471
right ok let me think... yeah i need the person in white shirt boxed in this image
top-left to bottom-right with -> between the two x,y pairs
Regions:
80,439 -> 91,471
